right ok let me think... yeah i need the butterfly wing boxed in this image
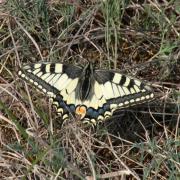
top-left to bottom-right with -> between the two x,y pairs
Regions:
81,69 -> 154,124
18,62 -> 82,120
95,70 -> 154,105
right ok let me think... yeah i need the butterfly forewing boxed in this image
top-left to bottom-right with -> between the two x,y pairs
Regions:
94,70 -> 154,113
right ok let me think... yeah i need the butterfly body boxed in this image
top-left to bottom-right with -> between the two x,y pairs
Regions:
18,62 -> 154,125
77,63 -> 94,101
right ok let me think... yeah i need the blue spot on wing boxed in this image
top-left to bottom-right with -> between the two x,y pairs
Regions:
103,104 -> 110,111
69,105 -> 75,112
98,108 -> 104,114
87,108 -> 99,118
86,103 -> 111,119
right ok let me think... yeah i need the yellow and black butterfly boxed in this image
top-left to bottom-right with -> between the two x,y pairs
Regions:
18,62 -> 154,125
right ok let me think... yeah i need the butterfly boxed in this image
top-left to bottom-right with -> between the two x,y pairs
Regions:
18,62 -> 154,125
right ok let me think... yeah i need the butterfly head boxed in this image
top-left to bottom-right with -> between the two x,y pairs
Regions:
83,61 -> 94,72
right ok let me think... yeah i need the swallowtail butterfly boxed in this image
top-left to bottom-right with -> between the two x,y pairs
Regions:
18,62 -> 154,125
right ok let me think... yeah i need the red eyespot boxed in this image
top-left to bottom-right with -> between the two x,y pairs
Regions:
75,105 -> 87,119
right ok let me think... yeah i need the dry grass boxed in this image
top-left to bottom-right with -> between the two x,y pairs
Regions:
0,0 -> 180,179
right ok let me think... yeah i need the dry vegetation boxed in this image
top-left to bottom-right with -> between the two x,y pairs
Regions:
0,0 -> 180,179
